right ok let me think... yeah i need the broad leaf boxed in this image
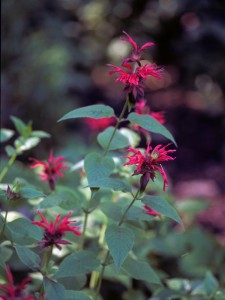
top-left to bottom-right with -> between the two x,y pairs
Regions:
65,290 -> 91,300
20,187 -> 45,199
58,275 -> 86,291
0,129 -> 14,143
88,178 -> 131,193
105,224 -> 134,272
141,196 -> 183,226
54,251 -> 100,278
43,277 -> 65,300
58,104 -> 115,122
84,152 -> 115,184
97,127 -> 130,150
122,256 -> 161,284
128,113 -> 177,145
15,246 -> 41,271
0,246 -> 13,268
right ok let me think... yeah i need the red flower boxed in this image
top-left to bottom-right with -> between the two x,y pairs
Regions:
135,99 -> 165,124
124,143 -> 176,192
30,151 -> 67,191
32,210 -> 81,250
108,62 -> 161,99
85,116 -> 116,132
121,31 -> 154,61
0,265 -> 34,300
144,205 -> 161,217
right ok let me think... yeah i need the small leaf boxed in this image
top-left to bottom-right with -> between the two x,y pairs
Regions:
65,290 -> 91,300
88,178 -> 131,193
128,113 -> 177,145
122,256 -> 161,284
54,251 -> 100,278
0,246 -> 13,268
58,104 -> 115,122
11,116 -> 27,136
15,137 -> 40,152
97,127 -> 130,150
15,246 -> 41,271
119,128 -> 140,148
20,187 -> 45,199
141,196 -> 183,226
43,277 -> 65,300
0,129 -> 14,143
105,224 -> 134,272
5,145 -> 17,156
31,130 -> 51,138
84,152 -> 115,184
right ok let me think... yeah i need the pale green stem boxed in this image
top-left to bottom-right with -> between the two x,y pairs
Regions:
79,210 -> 89,250
0,153 -> 17,182
103,95 -> 129,157
94,189 -> 140,300
0,201 -> 11,239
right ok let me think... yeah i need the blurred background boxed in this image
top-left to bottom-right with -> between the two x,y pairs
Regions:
1,0 -> 225,245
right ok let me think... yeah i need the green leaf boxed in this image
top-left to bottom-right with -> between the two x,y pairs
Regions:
88,178 -> 131,193
0,246 -> 13,268
58,275 -> 86,291
20,187 -> 45,199
84,152 -> 115,184
141,196 -> 183,226
97,127 -> 130,150
58,104 -> 115,122
43,277 -> 65,300
128,113 -> 177,146
15,246 -> 41,271
65,291 -> 91,300
105,224 -> 134,272
39,187 -> 82,210
11,116 -> 27,136
192,271 -> 219,296
54,251 -> 100,278
15,137 -> 40,152
0,129 -> 14,143
5,145 -> 17,156
119,128 -> 141,148
7,218 -> 42,245
122,256 -> 161,284
31,130 -> 51,138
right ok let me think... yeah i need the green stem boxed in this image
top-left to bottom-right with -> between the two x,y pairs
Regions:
0,153 -> 17,182
0,201 -> 11,239
94,188 -> 140,300
79,210 -> 89,250
41,245 -> 53,274
103,95 -> 129,157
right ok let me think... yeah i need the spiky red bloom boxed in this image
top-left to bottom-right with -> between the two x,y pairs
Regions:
124,143 -> 176,192
0,265 -> 34,300
144,205 -> 161,217
30,151 -> 68,191
85,116 -> 116,132
32,210 -> 81,250
121,31 -> 154,62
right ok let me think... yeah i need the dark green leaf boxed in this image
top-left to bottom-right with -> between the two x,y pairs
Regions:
43,277 -> 65,300
0,129 -> 14,143
128,113 -> 177,145
15,246 -> 41,271
141,196 -> 183,226
0,246 -> 13,268
105,224 -> 134,272
20,187 -> 45,199
58,275 -> 86,291
65,290 -> 91,300
97,127 -> 130,150
122,256 -> 161,284
54,251 -> 100,278
88,178 -> 131,193
84,152 -> 115,184
58,105 -> 115,122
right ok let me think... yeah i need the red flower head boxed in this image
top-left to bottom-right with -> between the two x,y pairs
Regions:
85,116 -> 116,132
0,265 -> 34,300
30,151 -> 68,191
124,143 -> 176,192
32,210 -> 81,250
144,205 -> 161,217
121,31 -> 155,62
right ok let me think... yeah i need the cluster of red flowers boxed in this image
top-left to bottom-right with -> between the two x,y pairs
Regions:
29,151 -> 67,191
32,210 -> 81,250
0,265 -> 34,300
108,31 -> 162,99
124,143 -> 176,193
